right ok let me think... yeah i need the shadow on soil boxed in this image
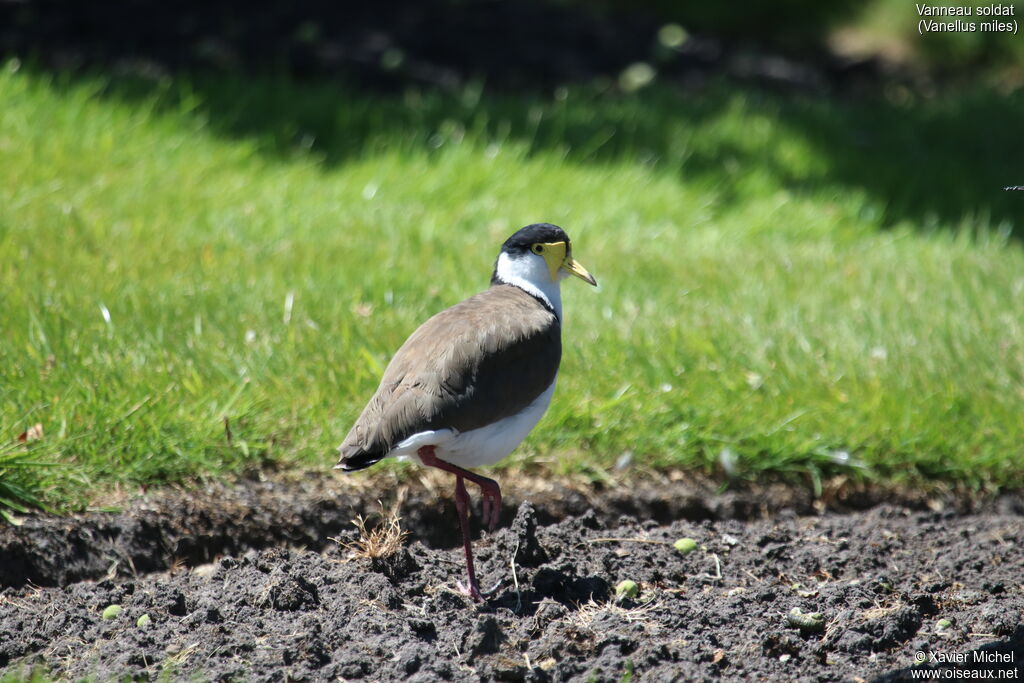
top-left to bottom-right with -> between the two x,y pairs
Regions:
0,471 -> 1017,590
0,473 -> 822,589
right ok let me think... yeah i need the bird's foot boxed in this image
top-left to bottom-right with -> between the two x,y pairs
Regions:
456,579 -> 484,602
480,483 -> 502,532
456,578 -> 503,602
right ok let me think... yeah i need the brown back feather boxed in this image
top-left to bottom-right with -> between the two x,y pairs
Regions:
337,285 -> 561,467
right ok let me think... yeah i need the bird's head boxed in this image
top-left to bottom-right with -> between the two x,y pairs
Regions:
491,223 -> 597,293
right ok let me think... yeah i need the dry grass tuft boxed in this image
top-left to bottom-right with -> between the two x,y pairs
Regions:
568,597 -> 661,630
334,501 -> 408,561
860,600 -> 906,622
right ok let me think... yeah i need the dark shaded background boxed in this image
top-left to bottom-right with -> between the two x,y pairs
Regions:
0,0 -> 879,90
2,0 -> 1021,235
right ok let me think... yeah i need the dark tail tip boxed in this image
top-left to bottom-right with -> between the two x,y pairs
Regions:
335,449 -> 385,473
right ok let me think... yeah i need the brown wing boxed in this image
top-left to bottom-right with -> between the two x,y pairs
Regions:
337,285 -> 561,470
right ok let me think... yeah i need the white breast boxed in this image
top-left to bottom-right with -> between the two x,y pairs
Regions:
389,379 -> 557,469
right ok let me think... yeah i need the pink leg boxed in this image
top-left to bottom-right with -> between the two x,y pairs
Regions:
453,475 -> 482,600
418,446 -> 502,530
418,446 -> 503,601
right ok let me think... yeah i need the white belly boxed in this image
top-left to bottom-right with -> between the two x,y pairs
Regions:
389,380 -> 556,468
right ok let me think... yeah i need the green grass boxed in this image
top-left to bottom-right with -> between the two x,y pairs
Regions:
0,667 -> 50,683
1,60 -> 1023,510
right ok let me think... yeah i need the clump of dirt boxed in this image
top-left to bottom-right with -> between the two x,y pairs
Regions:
0,475 -> 1021,681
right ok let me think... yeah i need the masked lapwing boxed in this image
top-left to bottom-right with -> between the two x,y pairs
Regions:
335,223 -> 596,600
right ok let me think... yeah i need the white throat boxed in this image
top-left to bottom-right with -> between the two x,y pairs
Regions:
494,251 -> 563,321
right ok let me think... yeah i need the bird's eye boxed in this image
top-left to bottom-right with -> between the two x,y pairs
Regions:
532,244 -> 544,254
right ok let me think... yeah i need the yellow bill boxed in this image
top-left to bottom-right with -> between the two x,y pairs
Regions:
561,256 -> 597,286
537,241 -> 598,286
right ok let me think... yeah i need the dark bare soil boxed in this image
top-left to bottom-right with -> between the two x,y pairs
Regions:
1,474 -> 1022,682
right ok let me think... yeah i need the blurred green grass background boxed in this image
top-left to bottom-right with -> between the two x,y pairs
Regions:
1,54 -> 1023,512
